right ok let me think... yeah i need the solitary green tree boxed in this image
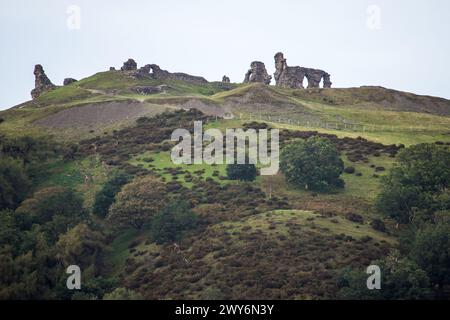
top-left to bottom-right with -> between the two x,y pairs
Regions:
280,137 -> 344,191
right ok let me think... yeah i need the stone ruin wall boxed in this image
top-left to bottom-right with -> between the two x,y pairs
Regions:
274,52 -> 332,89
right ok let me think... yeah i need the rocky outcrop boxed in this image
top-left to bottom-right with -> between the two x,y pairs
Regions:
274,52 -> 332,89
243,61 -> 271,85
63,78 -> 77,86
131,85 -> 168,95
121,58 -> 137,71
31,64 -> 56,99
109,67 -> 116,71
131,64 -> 152,79
119,59 -> 207,83
145,64 -> 208,83
222,75 -> 230,83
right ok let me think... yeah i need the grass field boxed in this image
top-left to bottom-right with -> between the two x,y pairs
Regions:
130,151 -> 230,187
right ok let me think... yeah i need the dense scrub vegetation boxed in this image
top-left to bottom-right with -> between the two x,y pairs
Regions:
0,109 -> 448,300
339,143 -> 450,299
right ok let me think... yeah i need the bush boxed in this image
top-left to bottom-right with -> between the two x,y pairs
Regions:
151,200 -> 199,244
226,163 -> 257,181
370,219 -> 386,232
280,137 -> 344,191
346,213 -> 364,224
344,166 -> 355,174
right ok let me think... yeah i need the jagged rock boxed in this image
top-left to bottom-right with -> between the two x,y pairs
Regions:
222,75 -> 230,83
121,58 -> 137,71
274,52 -> 332,89
148,64 -> 208,83
132,64 -> 152,79
243,61 -> 271,85
131,85 -> 167,95
31,64 -> 56,99
109,67 -> 116,71
63,78 -> 77,86
323,73 -> 332,88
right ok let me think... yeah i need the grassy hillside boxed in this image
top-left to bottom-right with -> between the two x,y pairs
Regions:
1,70 -> 449,145
1,70 -> 449,300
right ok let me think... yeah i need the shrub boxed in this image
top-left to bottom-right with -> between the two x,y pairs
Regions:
370,219 -> 386,232
344,166 -> 355,174
226,163 -> 257,181
346,213 -> 364,224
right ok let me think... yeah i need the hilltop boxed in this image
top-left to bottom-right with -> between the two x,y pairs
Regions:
0,55 -> 449,300
1,57 -> 450,146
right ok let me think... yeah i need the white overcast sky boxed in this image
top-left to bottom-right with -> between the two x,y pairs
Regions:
1,0 -> 449,109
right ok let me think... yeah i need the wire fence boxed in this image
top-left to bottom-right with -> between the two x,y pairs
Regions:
201,112 -> 444,133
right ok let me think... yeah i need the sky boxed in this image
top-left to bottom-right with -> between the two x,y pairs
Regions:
1,0 -> 449,109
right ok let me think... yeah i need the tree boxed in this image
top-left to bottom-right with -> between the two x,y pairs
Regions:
15,187 -> 86,244
337,257 -> 432,300
55,223 -> 107,273
381,257 -> 432,300
376,144 -> 450,224
93,173 -> 130,218
226,163 -> 257,181
409,223 -> 450,292
280,137 -> 344,191
337,267 -> 382,300
0,157 -> 31,210
107,175 -> 168,230
151,200 -> 198,244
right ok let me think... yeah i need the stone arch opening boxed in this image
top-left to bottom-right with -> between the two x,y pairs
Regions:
319,77 -> 324,88
302,77 -> 309,89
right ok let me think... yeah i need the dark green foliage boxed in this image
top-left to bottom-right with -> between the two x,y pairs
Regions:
376,143 -> 450,224
370,219 -> 386,232
93,173 -> 130,218
15,187 -> 87,244
344,166 -> 355,174
337,267 -> 382,300
409,223 -> 450,291
0,135 -> 56,164
226,163 -> 257,181
107,175 -> 168,230
151,200 -> 199,244
337,258 -> 432,300
0,157 -> 31,210
280,137 -> 344,191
